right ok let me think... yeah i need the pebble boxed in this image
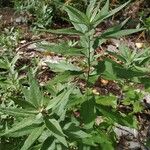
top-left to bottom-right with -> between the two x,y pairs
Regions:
114,124 -> 138,138
27,43 -> 37,50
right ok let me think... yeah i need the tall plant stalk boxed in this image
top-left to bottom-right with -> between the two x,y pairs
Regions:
87,36 -> 91,85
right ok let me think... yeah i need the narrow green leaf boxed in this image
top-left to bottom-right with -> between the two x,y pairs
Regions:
7,125 -> 40,137
37,28 -> 82,35
89,1 -> 101,22
55,71 -> 80,83
64,5 -> 89,33
85,132 -> 114,149
101,18 -> 130,36
93,0 -> 130,27
90,0 -> 109,23
53,86 -> 74,116
135,48 -> 150,65
29,73 -> 43,107
40,42 -> 85,56
1,117 -> 36,136
47,61 -> 81,72
0,107 -> 37,117
93,38 -> 106,49
114,66 -> 147,78
23,73 -> 43,108
46,89 -> 69,111
44,117 -> 68,147
98,60 -> 117,80
64,123 -> 91,141
21,125 -> 45,150
97,105 -> 137,128
71,130 -> 90,139
134,65 -> 150,73
100,142 -> 114,150
101,28 -> 145,38
97,58 -> 146,80
86,0 -> 97,18
44,118 -> 65,137
41,137 -> 55,150
64,5 -> 89,25
11,54 -> 20,67
12,98 -> 37,110
100,0 -> 109,16
67,90 -> 85,108
106,0 -> 130,18
146,139 -> 150,148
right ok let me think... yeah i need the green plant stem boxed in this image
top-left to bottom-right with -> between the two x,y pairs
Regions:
86,35 -> 92,101
87,36 -> 91,86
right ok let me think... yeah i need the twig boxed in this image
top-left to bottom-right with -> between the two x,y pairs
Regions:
115,125 -> 135,136
15,37 -> 59,52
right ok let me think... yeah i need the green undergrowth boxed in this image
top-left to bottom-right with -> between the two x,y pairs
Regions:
0,0 -> 150,149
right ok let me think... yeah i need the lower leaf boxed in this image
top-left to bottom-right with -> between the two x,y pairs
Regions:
21,125 -> 45,150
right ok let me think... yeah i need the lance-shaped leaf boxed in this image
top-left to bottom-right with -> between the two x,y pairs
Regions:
97,105 -> 137,128
134,65 -> 150,73
53,86 -> 74,116
99,0 -> 109,16
46,71 -> 80,89
23,73 -> 43,108
44,117 -> 68,147
64,5 -> 89,33
46,85 -> 74,116
0,117 -> 36,136
114,66 -> 147,78
7,124 -> 41,137
37,27 -> 82,35
39,42 -> 85,56
21,125 -> 45,150
64,123 -> 91,140
12,98 -> 37,110
47,60 -> 81,72
89,1 -> 101,22
46,89 -> 69,111
90,0 -> 109,25
97,58 -> 147,80
64,5 -> 89,25
41,137 -> 56,150
96,59 -> 117,80
100,18 -> 129,35
105,0 -> 130,18
101,28 -> 145,38
92,0 -> 130,27
86,0 -> 97,18
0,107 -> 37,117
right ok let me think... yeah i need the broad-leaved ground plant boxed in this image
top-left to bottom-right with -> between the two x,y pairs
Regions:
0,0 -> 150,149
